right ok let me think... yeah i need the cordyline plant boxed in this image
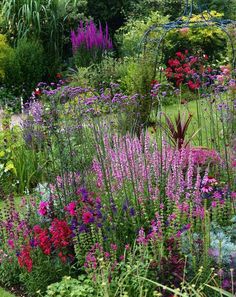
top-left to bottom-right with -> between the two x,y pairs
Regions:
161,111 -> 200,149
71,20 -> 113,67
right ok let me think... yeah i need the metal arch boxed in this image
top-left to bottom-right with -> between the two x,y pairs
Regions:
141,0 -> 236,69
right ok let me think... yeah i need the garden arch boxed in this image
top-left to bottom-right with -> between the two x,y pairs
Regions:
141,0 -> 236,78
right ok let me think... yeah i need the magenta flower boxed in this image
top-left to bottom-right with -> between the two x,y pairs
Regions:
201,185 -> 213,193
231,192 -> 236,200
213,191 -> 222,199
82,211 -> 93,224
38,201 -> 49,216
110,243 -> 117,251
125,244 -> 130,250
211,201 -> 217,208
8,239 -> 14,249
104,252 -> 110,259
65,201 -> 77,216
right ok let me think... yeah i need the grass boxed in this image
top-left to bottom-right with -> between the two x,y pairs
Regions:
150,96 -> 233,150
0,287 -> 16,297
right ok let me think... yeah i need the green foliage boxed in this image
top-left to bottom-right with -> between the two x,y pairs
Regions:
86,0 -> 128,34
0,86 -> 21,112
0,0 -> 87,72
0,113 -> 23,195
0,111 -> 45,195
199,0 -> 236,20
19,251 -> 71,297
116,11 -> 169,57
89,246 -> 154,296
62,1 -> 88,53
127,0 -> 185,20
86,0 -> 183,33
87,57 -> 125,88
164,11 -> 227,62
4,39 -> 46,96
45,275 -> 95,297
120,56 -> 154,95
67,56 -> 132,91
128,0 -> 236,21
227,24 -> 236,66
118,55 -> 155,134
12,145 -> 47,194
0,34 -> 13,81
0,255 -> 21,289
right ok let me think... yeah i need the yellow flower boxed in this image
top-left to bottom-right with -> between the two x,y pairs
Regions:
4,161 -> 16,175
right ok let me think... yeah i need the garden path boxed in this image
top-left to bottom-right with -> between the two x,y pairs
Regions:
0,110 -> 24,130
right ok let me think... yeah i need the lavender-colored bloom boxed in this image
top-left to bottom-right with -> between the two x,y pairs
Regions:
78,225 -> 87,233
30,238 -> 37,248
27,100 -> 44,124
80,187 -> 88,201
130,207 -> 135,216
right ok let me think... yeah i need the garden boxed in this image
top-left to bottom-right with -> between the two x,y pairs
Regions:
0,0 -> 235,296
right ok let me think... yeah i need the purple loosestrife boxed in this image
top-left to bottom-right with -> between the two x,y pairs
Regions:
92,132 -> 225,220
71,20 -> 112,53
71,20 -> 112,66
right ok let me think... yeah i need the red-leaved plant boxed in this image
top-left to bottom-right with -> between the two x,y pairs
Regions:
161,111 -> 200,149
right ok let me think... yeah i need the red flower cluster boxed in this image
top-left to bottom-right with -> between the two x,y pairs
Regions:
166,50 -> 209,91
33,225 -> 51,255
17,245 -> 33,272
17,218 -> 73,272
16,188 -> 104,273
50,218 -> 72,249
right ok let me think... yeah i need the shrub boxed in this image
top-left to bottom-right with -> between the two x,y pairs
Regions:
0,34 -> 13,81
1,0 -> 86,66
164,11 -> 228,63
118,55 -> 155,134
116,11 -> 169,57
4,39 -> 46,97
0,113 -> 23,195
87,56 -> 125,88
0,86 -> 21,112
165,50 -> 214,90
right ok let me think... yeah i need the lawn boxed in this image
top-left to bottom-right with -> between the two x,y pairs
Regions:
0,287 -> 16,297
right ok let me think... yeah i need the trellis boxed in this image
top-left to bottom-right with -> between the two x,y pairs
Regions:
141,0 -> 236,76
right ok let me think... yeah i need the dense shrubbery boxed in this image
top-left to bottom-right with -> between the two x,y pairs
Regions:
4,39 -> 46,97
115,11 -> 169,57
164,11 -> 228,63
0,35 -> 13,81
